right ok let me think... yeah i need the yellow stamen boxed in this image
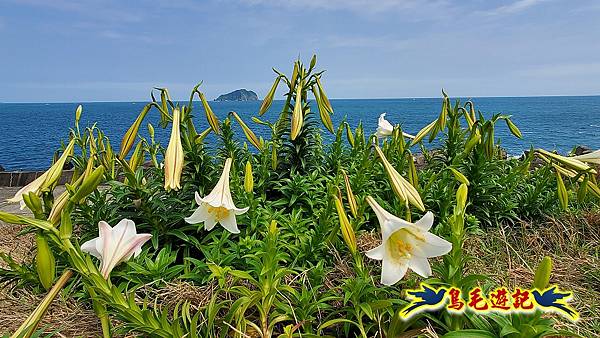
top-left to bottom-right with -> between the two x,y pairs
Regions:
386,228 -> 425,262
207,205 -> 229,221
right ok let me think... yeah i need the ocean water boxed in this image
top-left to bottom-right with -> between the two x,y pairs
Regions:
1,96 -> 599,171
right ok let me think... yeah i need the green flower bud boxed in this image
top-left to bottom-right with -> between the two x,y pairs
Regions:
456,183 -> 468,212
556,171 -> 568,211
533,256 -> 553,290
71,166 -> 104,204
244,160 -> 254,193
36,234 -> 56,290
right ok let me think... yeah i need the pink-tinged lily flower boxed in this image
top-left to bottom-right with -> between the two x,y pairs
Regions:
81,219 -> 152,279
185,158 -> 249,233
365,196 -> 451,286
375,113 -> 415,139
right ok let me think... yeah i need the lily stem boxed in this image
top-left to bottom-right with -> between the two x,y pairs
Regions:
11,269 -> 73,338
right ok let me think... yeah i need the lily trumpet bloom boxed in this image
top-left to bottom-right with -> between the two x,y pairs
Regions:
185,158 -> 249,233
572,149 -> 600,165
375,113 -> 415,139
81,219 -> 152,279
6,171 -> 49,209
375,113 -> 393,138
164,108 -> 185,191
365,196 -> 451,285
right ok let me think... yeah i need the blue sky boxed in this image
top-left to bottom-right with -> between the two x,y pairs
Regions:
1,0 -> 599,102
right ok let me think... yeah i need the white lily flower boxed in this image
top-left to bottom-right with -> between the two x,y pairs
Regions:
375,113 -> 415,139
6,171 -> 49,209
185,158 -> 249,233
81,219 -> 152,279
376,113 -> 394,138
365,196 -> 451,285
572,149 -> 600,165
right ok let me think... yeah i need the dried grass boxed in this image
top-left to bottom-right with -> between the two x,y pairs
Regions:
0,285 -> 102,337
465,210 -> 600,337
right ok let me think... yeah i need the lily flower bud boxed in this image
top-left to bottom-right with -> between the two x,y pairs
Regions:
374,146 -> 425,211
410,120 -> 437,146
345,122 -> 355,147
147,123 -> 155,141
244,160 -> 254,193
333,195 -> 357,255
41,139 -> 76,191
290,82 -> 304,140
456,183 -> 468,212
407,153 -> 419,189
271,145 -> 278,170
75,105 -> 83,124
312,85 -> 334,133
199,92 -> 221,135
164,108 -> 185,191
231,111 -> 262,150
533,256 -> 553,290
119,104 -> 151,159
555,170 -> 569,211
505,118 -> 522,139
259,76 -> 281,116
342,170 -> 358,218
71,166 -> 104,204
449,167 -> 470,186
36,234 -> 56,290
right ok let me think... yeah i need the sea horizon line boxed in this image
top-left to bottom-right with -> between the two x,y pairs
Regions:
2,94 -> 599,105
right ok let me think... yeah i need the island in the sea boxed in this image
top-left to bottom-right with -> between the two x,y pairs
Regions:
215,89 -> 259,101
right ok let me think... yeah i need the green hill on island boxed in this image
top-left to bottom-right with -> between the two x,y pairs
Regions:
215,89 -> 258,101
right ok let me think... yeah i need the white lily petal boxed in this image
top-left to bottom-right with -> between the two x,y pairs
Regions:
204,215 -> 218,231
99,221 -> 113,258
365,244 -> 385,260
402,132 -> 416,139
366,197 -> 408,240
82,219 -> 151,279
194,191 -> 203,206
113,218 -> 137,241
6,171 -> 49,204
376,113 -> 394,138
233,206 -> 249,215
185,203 -> 210,224
418,232 -> 453,257
121,234 -> 153,262
572,149 -> 600,164
381,257 -> 408,286
219,211 -> 240,234
190,158 -> 248,233
81,238 -> 101,258
365,196 -> 452,285
414,212 -> 434,231
409,255 -> 432,278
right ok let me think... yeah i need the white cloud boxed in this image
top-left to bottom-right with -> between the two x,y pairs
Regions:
482,0 -> 547,16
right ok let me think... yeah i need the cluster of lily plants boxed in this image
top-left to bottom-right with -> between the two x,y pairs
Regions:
1,56 -> 599,338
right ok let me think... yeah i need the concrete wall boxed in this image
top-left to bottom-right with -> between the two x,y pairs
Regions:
0,170 -> 74,187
